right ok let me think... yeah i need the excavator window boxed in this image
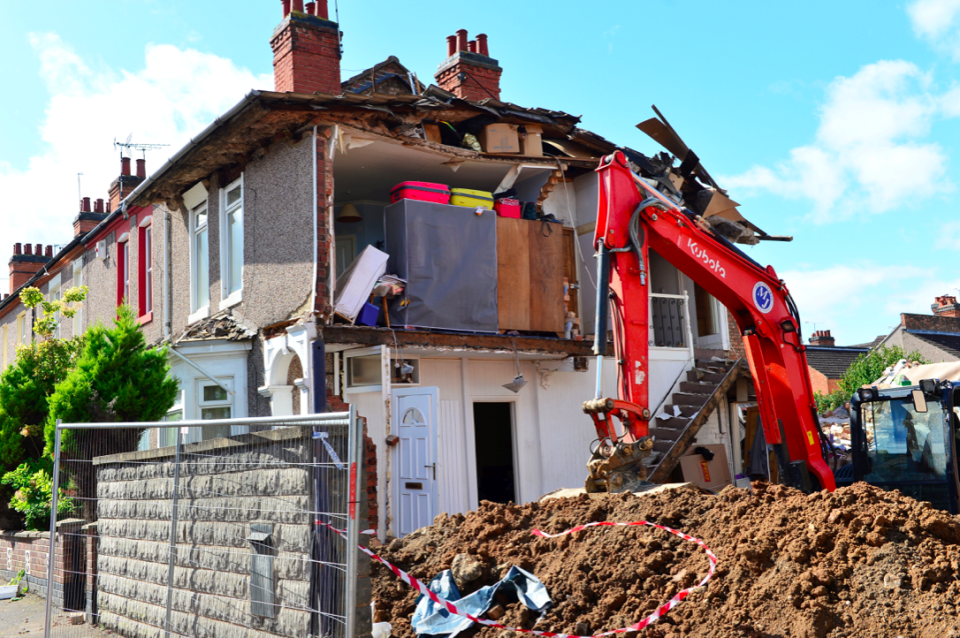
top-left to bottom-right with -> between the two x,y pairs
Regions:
859,395 -> 953,510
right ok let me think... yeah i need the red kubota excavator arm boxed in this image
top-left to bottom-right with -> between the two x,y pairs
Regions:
583,151 -> 835,494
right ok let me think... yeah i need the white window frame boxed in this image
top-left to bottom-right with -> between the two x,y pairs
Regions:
48,273 -> 62,339
17,311 -> 28,346
189,201 -> 210,324
219,175 -> 244,310
72,260 -> 82,337
118,232 -> 131,307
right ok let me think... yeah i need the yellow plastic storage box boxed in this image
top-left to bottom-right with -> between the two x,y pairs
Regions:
450,188 -> 494,210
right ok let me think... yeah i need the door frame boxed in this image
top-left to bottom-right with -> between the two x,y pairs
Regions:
470,397 -> 521,506
391,386 -> 440,535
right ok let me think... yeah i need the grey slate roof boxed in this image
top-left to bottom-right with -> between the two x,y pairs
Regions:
806,346 -> 869,379
908,331 -> 960,360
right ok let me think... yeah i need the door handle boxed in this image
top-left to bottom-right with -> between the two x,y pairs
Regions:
424,463 -> 436,480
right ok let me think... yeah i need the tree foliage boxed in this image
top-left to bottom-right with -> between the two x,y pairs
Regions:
814,345 -> 928,413
0,458 -> 76,531
0,286 -> 86,468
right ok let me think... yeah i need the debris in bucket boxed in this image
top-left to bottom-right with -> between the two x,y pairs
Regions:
372,482 -> 960,638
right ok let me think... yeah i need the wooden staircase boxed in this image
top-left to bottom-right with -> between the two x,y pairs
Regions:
645,358 -> 745,483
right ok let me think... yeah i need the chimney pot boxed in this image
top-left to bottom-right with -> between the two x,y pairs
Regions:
34,244 -> 42,257
446,35 -> 456,57
95,198 -> 104,213
477,33 -> 489,56
456,29 -> 468,52
136,158 -> 146,179
468,40 -> 477,53
106,201 -> 112,213
81,197 -> 91,213
13,243 -> 21,255
282,0 -> 291,16
121,157 -> 131,176
292,0 -> 304,12
24,244 -> 32,256
305,1 -> 315,14
316,0 -> 328,18
45,245 -> 52,257
272,0 -> 341,94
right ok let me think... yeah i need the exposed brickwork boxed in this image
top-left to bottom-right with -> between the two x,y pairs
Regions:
271,13 -> 342,95
0,522 -> 87,612
107,175 -> 143,213
73,212 -> 108,237
435,51 -> 502,101
932,295 -> 960,318
901,313 -> 960,333
315,129 -> 334,313
726,309 -> 746,360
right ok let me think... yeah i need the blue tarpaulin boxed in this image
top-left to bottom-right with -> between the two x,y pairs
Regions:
412,566 -> 552,637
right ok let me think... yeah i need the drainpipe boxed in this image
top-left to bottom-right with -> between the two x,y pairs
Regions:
163,209 -> 172,340
313,340 -> 326,412
311,126 -> 318,314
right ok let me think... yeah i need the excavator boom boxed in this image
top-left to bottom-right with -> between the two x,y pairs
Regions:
586,152 -> 835,493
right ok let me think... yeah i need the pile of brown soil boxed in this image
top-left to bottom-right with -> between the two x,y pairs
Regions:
371,482 -> 960,638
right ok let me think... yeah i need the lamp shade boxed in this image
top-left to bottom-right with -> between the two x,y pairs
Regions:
337,203 -> 362,223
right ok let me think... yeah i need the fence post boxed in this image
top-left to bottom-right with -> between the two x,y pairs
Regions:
345,405 -> 360,638
164,426 -> 184,638
43,421 -> 63,638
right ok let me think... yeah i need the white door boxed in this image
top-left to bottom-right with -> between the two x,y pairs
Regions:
392,387 -> 439,536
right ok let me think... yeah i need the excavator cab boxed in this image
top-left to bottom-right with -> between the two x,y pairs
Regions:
845,381 -> 960,513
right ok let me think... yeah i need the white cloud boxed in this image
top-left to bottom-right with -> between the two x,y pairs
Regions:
908,0 -> 960,58
781,263 -> 960,343
723,61 -> 950,222
0,32 -> 271,290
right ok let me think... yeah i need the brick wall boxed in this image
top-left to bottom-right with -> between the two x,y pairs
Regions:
93,425 -> 371,638
808,366 -> 829,395
327,390 -> 378,532
0,520 -> 87,613
901,313 -> 960,333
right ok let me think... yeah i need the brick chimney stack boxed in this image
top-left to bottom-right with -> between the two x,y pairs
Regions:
932,295 -> 960,318
74,195 -> 108,237
271,0 -> 342,95
9,242 -> 52,294
809,330 -> 836,347
108,156 -> 145,212
435,30 -> 502,101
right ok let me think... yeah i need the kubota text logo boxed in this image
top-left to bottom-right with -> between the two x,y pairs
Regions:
687,239 -> 726,278
753,282 -> 774,314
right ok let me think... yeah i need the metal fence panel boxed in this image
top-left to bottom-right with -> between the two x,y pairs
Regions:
42,410 -> 362,638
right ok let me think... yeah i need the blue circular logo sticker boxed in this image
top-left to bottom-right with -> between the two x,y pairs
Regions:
752,282 -> 774,314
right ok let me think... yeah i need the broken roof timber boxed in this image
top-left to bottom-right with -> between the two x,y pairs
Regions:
321,325 -> 595,357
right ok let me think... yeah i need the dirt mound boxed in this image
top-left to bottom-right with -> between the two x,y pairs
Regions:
371,482 -> 960,638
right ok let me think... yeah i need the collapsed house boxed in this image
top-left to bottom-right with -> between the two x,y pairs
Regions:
0,3 -> 785,543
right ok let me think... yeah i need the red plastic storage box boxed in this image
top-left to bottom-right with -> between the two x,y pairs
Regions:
390,181 -> 451,205
494,198 -> 521,218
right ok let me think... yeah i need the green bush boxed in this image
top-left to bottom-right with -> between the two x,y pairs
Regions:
815,345 -> 928,413
1,459 -> 76,531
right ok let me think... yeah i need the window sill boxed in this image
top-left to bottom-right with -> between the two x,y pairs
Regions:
219,290 -> 243,311
188,306 -> 210,325
137,311 -> 153,326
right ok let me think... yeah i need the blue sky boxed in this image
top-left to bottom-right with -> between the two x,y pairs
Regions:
2,0 -> 960,345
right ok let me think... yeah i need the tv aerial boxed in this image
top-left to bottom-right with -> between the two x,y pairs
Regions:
114,133 -> 169,159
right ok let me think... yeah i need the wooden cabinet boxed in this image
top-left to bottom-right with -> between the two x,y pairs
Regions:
497,217 -> 564,333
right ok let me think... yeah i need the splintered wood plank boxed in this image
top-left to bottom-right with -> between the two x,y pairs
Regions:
528,221 -> 565,332
497,217 -> 531,331
562,227 -> 579,320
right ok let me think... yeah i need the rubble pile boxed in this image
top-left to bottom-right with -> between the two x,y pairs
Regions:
372,483 -> 960,638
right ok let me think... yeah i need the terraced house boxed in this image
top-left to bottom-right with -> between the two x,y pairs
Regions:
0,1 -> 774,546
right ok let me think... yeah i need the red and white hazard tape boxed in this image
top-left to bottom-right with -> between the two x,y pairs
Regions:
320,518 -> 717,638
